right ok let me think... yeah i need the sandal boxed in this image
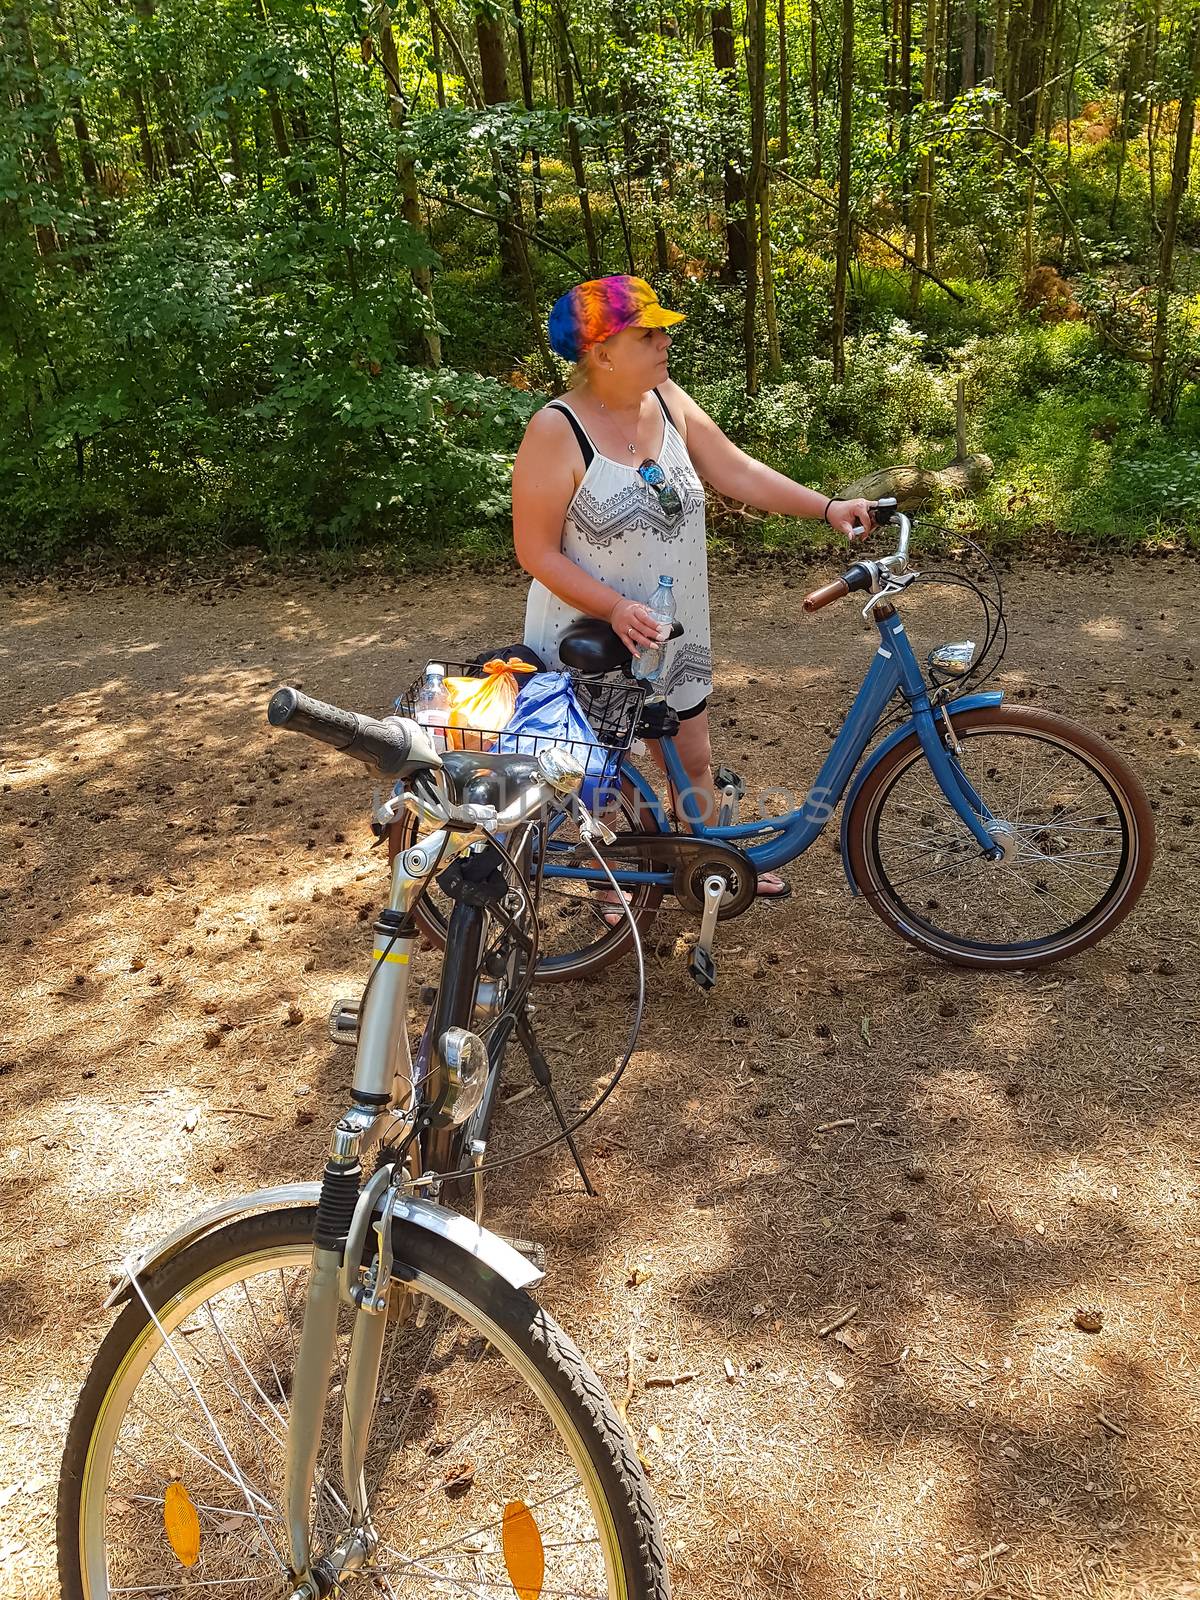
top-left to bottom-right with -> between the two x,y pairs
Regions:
595,888 -> 633,928
755,872 -> 792,902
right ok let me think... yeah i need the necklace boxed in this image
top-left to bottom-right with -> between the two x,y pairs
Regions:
597,398 -> 640,454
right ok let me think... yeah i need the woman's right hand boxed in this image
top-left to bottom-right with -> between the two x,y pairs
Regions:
609,597 -> 666,655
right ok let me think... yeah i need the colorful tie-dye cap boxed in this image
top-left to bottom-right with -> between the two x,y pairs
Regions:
547,276 -> 685,362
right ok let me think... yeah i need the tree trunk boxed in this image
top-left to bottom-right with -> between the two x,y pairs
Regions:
713,1 -> 749,283
1108,7 -> 1138,226
909,0 -> 937,310
12,9 -> 68,194
48,0 -> 99,192
895,0 -> 911,212
431,10 -> 482,105
253,0 -> 305,198
289,101 -> 320,209
885,0 -> 897,143
654,124 -> 670,272
810,0 -> 822,178
555,21 -> 599,273
833,0 -> 854,377
475,9 -> 524,284
558,6 -> 635,270
982,10 -> 995,85
132,0 -> 184,169
761,179 -> 783,375
513,0 -> 543,220
745,0 -> 766,391
991,0 -> 1007,129
226,98 -> 244,185
1149,11 -> 1200,418
961,0 -> 977,88
778,0 -> 790,160
1061,0 -> 1083,253
475,6 -> 550,368
378,8 -> 442,367
8,7 -> 66,256
426,1 -> 446,107
1146,0 -> 1161,236
126,81 -> 158,181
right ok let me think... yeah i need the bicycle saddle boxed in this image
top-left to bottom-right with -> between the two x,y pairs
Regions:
559,617 -> 684,674
438,749 -> 543,809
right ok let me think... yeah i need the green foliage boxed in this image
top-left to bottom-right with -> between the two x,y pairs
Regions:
2,0 -> 1199,568
0,203 -> 538,563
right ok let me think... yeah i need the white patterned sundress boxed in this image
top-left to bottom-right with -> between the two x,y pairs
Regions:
522,391 -> 713,715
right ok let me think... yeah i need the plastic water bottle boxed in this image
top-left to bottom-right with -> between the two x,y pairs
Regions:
414,662 -> 450,751
632,575 -> 677,689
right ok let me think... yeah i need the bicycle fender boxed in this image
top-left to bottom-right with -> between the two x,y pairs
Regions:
104,1183 -> 542,1309
839,692 -> 1004,896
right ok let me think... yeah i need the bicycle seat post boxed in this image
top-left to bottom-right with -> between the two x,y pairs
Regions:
713,765 -> 746,828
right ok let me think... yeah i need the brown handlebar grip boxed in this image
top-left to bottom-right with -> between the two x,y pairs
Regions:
803,577 -> 850,613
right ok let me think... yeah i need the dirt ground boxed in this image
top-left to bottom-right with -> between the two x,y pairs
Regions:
2,551 -> 1198,1600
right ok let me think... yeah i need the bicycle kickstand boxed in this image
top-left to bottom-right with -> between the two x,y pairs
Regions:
514,1009 -> 597,1196
687,873 -> 725,991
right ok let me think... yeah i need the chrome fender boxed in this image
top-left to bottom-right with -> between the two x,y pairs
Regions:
839,691 -> 1004,895
105,1182 -> 543,1309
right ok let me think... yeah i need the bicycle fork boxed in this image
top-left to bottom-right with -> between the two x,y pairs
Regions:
283,838 -> 437,1595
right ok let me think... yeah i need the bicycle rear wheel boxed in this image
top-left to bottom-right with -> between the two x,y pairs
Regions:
59,1208 -> 669,1600
844,705 -> 1154,969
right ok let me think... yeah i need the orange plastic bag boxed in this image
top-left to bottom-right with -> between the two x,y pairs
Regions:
444,658 -> 537,750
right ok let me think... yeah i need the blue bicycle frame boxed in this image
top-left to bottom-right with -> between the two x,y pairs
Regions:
545,606 -> 1005,894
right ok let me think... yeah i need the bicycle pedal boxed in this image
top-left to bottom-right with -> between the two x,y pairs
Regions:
688,948 -> 717,991
712,765 -> 746,800
327,997 -> 360,1047
501,1237 -> 548,1273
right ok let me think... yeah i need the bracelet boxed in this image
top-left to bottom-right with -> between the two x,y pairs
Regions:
822,497 -> 835,526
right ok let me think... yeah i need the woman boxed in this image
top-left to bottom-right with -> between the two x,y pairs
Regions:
513,275 -> 873,899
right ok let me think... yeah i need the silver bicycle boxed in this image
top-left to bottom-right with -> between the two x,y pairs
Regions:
58,690 -> 669,1600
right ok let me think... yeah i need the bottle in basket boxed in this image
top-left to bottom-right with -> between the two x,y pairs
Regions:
414,663 -> 450,751
632,575 -> 676,692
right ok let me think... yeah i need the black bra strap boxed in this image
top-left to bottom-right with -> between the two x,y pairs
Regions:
546,401 -> 594,470
652,387 -> 676,430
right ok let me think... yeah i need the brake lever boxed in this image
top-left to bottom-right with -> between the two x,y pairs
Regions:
861,569 -> 919,619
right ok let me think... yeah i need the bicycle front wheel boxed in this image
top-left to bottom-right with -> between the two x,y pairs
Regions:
59,1209 -> 669,1600
844,705 -> 1155,969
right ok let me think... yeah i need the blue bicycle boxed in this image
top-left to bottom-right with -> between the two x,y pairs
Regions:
398,500 -> 1154,987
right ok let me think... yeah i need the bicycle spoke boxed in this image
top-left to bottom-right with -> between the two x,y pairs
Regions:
869,725 -> 1131,949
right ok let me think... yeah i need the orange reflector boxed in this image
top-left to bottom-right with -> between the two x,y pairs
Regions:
163,1480 -> 200,1567
502,1499 -> 545,1600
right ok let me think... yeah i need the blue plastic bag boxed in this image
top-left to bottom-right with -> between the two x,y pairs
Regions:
497,672 -> 619,810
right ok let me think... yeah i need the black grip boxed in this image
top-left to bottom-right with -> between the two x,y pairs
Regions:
842,562 -> 874,594
267,687 -> 413,776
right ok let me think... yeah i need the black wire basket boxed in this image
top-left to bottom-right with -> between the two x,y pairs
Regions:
395,661 -> 648,760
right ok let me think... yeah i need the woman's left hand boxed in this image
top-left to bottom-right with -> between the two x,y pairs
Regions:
825,497 -> 875,541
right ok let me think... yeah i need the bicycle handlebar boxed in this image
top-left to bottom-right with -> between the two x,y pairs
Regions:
267,686 -> 422,777
803,498 -> 910,614
803,576 -> 849,613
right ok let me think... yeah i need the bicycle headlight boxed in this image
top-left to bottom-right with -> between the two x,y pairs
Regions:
928,640 -> 977,678
435,1027 -> 489,1127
